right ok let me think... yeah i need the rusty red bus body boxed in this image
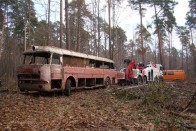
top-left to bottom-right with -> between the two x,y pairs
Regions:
17,46 -> 117,95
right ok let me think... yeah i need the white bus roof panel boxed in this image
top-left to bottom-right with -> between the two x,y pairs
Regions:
24,46 -> 114,63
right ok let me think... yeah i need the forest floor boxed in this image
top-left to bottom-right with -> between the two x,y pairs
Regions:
0,79 -> 195,130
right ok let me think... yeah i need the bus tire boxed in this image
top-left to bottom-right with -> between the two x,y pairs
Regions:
105,77 -> 111,88
64,79 -> 71,96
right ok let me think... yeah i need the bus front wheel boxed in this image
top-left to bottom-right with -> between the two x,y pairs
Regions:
64,79 -> 71,96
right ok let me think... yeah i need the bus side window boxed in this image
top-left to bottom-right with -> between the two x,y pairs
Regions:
111,63 -> 114,69
100,65 -> 109,69
163,72 -> 166,75
52,53 -> 60,65
168,71 -> 174,75
89,60 -> 95,67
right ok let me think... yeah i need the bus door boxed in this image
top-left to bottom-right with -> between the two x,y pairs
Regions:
50,53 -> 63,89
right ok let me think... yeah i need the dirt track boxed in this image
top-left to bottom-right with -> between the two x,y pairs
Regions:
0,80 -> 195,130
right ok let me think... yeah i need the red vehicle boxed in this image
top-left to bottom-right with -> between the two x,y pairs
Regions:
117,59 -> 143,85
17,46 -> 117,96
117,60 -> 163,85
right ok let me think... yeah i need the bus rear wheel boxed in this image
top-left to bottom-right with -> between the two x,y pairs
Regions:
64,79 -> 71,96
104,77 -> 111,88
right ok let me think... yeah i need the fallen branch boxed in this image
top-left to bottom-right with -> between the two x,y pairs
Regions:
117,84 -> 146,90
183,124 -> 196,130
169,111 -> 195,121
169,111 -> 196,129
170,86 -> 194,93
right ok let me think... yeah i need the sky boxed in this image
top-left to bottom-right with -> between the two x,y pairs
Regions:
109,0 -> 189,49
34,0 -> 190,50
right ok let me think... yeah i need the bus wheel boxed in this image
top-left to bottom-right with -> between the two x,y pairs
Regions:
105,77 -> 111,88
143,76 -> 147,84
64,79 -> 71,96
137,76 -> 143,85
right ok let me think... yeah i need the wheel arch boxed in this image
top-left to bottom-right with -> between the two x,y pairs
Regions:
104,76 -> 111,87
62,76 -> 76,90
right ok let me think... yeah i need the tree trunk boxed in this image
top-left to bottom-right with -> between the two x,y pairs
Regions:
97,0 -> 100,56
194,52 -> 196,76
73,8 -> 77,51
24,19 -> 27,51
60,0 -> 63,48
154,39 -> 157,64
104,20 -> 107,58
76,6 -> 80,52
190,28 -> 196,75
131,44 -> 134,58
168,32 -> 171,69
0,25 -> 4,57
139,1 -> 144,63
108,0 -> 112,59
0,4 -> 6,57
182,45 -> 184,69
47,0 -> 50,46
28,0 -> 31,47
132,32 -> 135,59
92,0 -> 97,55
112,0 -> 116,60
65,0 -> 70,50
170,31 -> 173,69
154,4 -> 163,66
186,45 -> 188,73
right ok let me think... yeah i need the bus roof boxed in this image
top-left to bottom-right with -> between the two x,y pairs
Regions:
24,46 -> 114,63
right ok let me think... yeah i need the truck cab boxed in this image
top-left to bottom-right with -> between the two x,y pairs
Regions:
143,63 -> 163,82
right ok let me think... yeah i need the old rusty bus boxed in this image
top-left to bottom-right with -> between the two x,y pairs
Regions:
17,46 -> 117,95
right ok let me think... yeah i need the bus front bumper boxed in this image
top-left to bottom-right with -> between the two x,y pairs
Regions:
18,80 -> 51,92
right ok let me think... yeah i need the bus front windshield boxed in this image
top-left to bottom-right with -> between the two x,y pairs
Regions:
24,52 -> 51,65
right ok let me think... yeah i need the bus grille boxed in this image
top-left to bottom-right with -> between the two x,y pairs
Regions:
18,74 -> 40,79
